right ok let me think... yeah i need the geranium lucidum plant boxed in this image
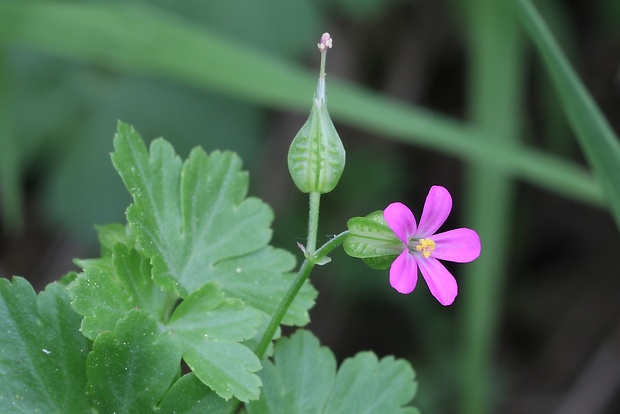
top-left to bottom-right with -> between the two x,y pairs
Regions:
0,33 -> 480,413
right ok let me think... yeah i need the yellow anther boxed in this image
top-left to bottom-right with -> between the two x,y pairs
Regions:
415,238 -> 436,258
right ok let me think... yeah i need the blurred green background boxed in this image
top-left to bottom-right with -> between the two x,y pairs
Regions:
1,0 -> 620,413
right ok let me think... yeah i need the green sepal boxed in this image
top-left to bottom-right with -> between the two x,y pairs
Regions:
287,96 -> 345,194
363,255 -> 398,270
344,210 -> 403,260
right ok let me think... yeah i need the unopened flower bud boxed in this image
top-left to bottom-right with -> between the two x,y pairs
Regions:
288,33 -> 345,194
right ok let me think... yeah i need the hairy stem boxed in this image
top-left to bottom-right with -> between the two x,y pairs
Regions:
228,231 -> 348,414
305,191 -> 321,254
254,230 -> 348,359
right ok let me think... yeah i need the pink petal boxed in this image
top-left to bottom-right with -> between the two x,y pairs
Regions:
432,228 -> 481,263
389,250 -> 418,294
418,257 -> 458,306
384,202 -> 417,245
417,186 -> 452,237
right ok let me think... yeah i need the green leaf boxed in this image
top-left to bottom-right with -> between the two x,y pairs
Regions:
95,223 -> 131,256
248,330 -> 336,414
514,0 -> 620,229
168,283 -> 263,402
69,259 -> 130,340
111,122 -> 315,326
87,309 -> 182,413
344,210 -> 403,259
112,243 -> 174,318
158,373 -> 237,414
323,353 -> 419,414
246,330 -> 419,414
69,242 -> 174,340
213,246 -> 315,326
0,277 -> 90,413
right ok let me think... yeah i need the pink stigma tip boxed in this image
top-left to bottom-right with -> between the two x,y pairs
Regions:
318,33 -> 332,51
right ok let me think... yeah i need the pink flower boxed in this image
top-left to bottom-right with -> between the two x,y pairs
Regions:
384,186 -> 481,306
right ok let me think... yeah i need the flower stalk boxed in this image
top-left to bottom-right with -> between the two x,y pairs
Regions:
306,191 -> 321,255
254,230 -> 349,359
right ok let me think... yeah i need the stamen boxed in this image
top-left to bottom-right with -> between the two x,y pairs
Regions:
415,238 -> 436,258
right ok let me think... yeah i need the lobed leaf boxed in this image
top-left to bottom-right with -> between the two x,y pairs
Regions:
213,246 -> 314,326
246,330 -> 419,414
247,330 -> 336,414
69,259 -> 132,340
111,122 -> 316,326
323,352 -> 419,414
0,277 -> 90,413
168,283 -> 264,402
87,309 -> 182,413
69,242 -> 174,340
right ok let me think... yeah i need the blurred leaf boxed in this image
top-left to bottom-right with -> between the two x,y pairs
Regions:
246,330 -> 419,414
87,309 -> 182,413
458,1 -> 525,413
168,283 -> 264,402
0,48 -> 22,231
595,0 -> 620,34
45,75 -> 266,241
111,122 -> 316,325
331,0 -> 396,21
0,1 -> 603,206
149,0 -> 321,58
514,0 -> 620,229
0,277 -> 90,413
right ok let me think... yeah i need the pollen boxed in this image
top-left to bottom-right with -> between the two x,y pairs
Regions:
415,238 -> 436,258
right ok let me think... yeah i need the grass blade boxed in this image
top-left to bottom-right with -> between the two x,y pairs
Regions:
514,0 -> 620,229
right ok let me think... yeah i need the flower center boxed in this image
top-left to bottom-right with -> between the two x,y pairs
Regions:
414,238 -> 436,258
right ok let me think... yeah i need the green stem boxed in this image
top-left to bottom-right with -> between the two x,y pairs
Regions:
319,45 -> 327,79
254,230 -> 348,359
306,191 -> 321,254
227,232 -> 347,414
